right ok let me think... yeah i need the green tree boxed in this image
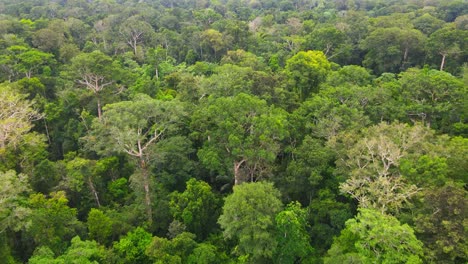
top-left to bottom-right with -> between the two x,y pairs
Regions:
113,227 -> 153,264
285,50 -> 331,101
26,191 -> 82,254
86,94 -> 187,223
361,27 -> 426,74
413,183 -> 467,263
304,26 -> 348,61
64,50 -> 123,119
398,67 -> 465,133
412,14 -> 445,35
0,84 -> 42,154
192,93 -> 288,185
427,25 -> 467,72
324,208 -> 424,264
218,182 -> 283,262
60,156 -> 101,207
169,179 -> 220,240
200,29 -> 226,61
119,16 -> 156,57
146,232 -> 198,264
0,170 -> 31,232
29,236 -> 108,264
87,208 -> 113,245
274,202 -> 314,264
332,122 -> 431,214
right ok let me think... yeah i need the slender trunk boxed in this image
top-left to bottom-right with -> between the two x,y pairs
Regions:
440,53 -> 446,71
133,40 -> 138,55
88,178 -> 101,207
44,119 -> 51,145
97,97 -> 102,120
403,47 -> 408,62
155,65 -> 159,80
233,160 -> 246,185
140,159 -> 153,224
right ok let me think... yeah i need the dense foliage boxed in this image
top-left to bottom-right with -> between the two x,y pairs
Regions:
0,0 -> 466,263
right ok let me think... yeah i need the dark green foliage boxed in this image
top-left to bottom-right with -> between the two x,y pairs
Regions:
169,179 -> 221,240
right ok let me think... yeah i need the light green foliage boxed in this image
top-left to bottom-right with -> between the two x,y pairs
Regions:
221,49 -> 267,71
58,237 -> 106,264
15,49 -> 53,78
193,93 -> 287,185
29,236 -> 106,264
218,182 -> 283,262
275,202 -> 313,264
325,65 -> 373,87
325,208 -> 424,264
0,84 -> 42,154
86,94 -> 187,222
0,170 -> 31,232
1,46 -> 54,79
201,29 -> 226,60
28,246 -> 62,264
398,67 -> 465,133
146,232 -> 198,264
333,122 -> 431,214
87,209 -> 113,245
58,155 -> 102,208
119,16 -> 156,56
292,94 -> 369,140
113,227 -> 153,264
65,50 -> 123,117
285,50 -> 331,100
87,94 -> 186,157
26,191 -> 81,254
187,243 -> 230,264
170,179 -> 220,240
400,155 -> 449,187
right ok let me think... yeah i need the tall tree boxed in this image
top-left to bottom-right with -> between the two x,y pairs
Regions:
398,67 -> 465,133
192,93 -> 288,185
218,182 -> 283,262
169,179 -> 220,240
285,50 -> 331,101
361,27 -> 426,74
0,84 -> 42,153
0,170 -> 31,233
324,208 -> 424,264
64,50 -> 122,119
331,122 -> 431,214
85,94 -> 187,223
119,16 -> 156,56
427,25 -> 467,72
274,202 -> 314,264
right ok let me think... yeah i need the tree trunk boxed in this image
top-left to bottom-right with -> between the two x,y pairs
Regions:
97,97 -> 102,120
440,53 -> 446,71
88,178 -> 101,207
140,159 -> 153,224
233,160 -> 246,185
